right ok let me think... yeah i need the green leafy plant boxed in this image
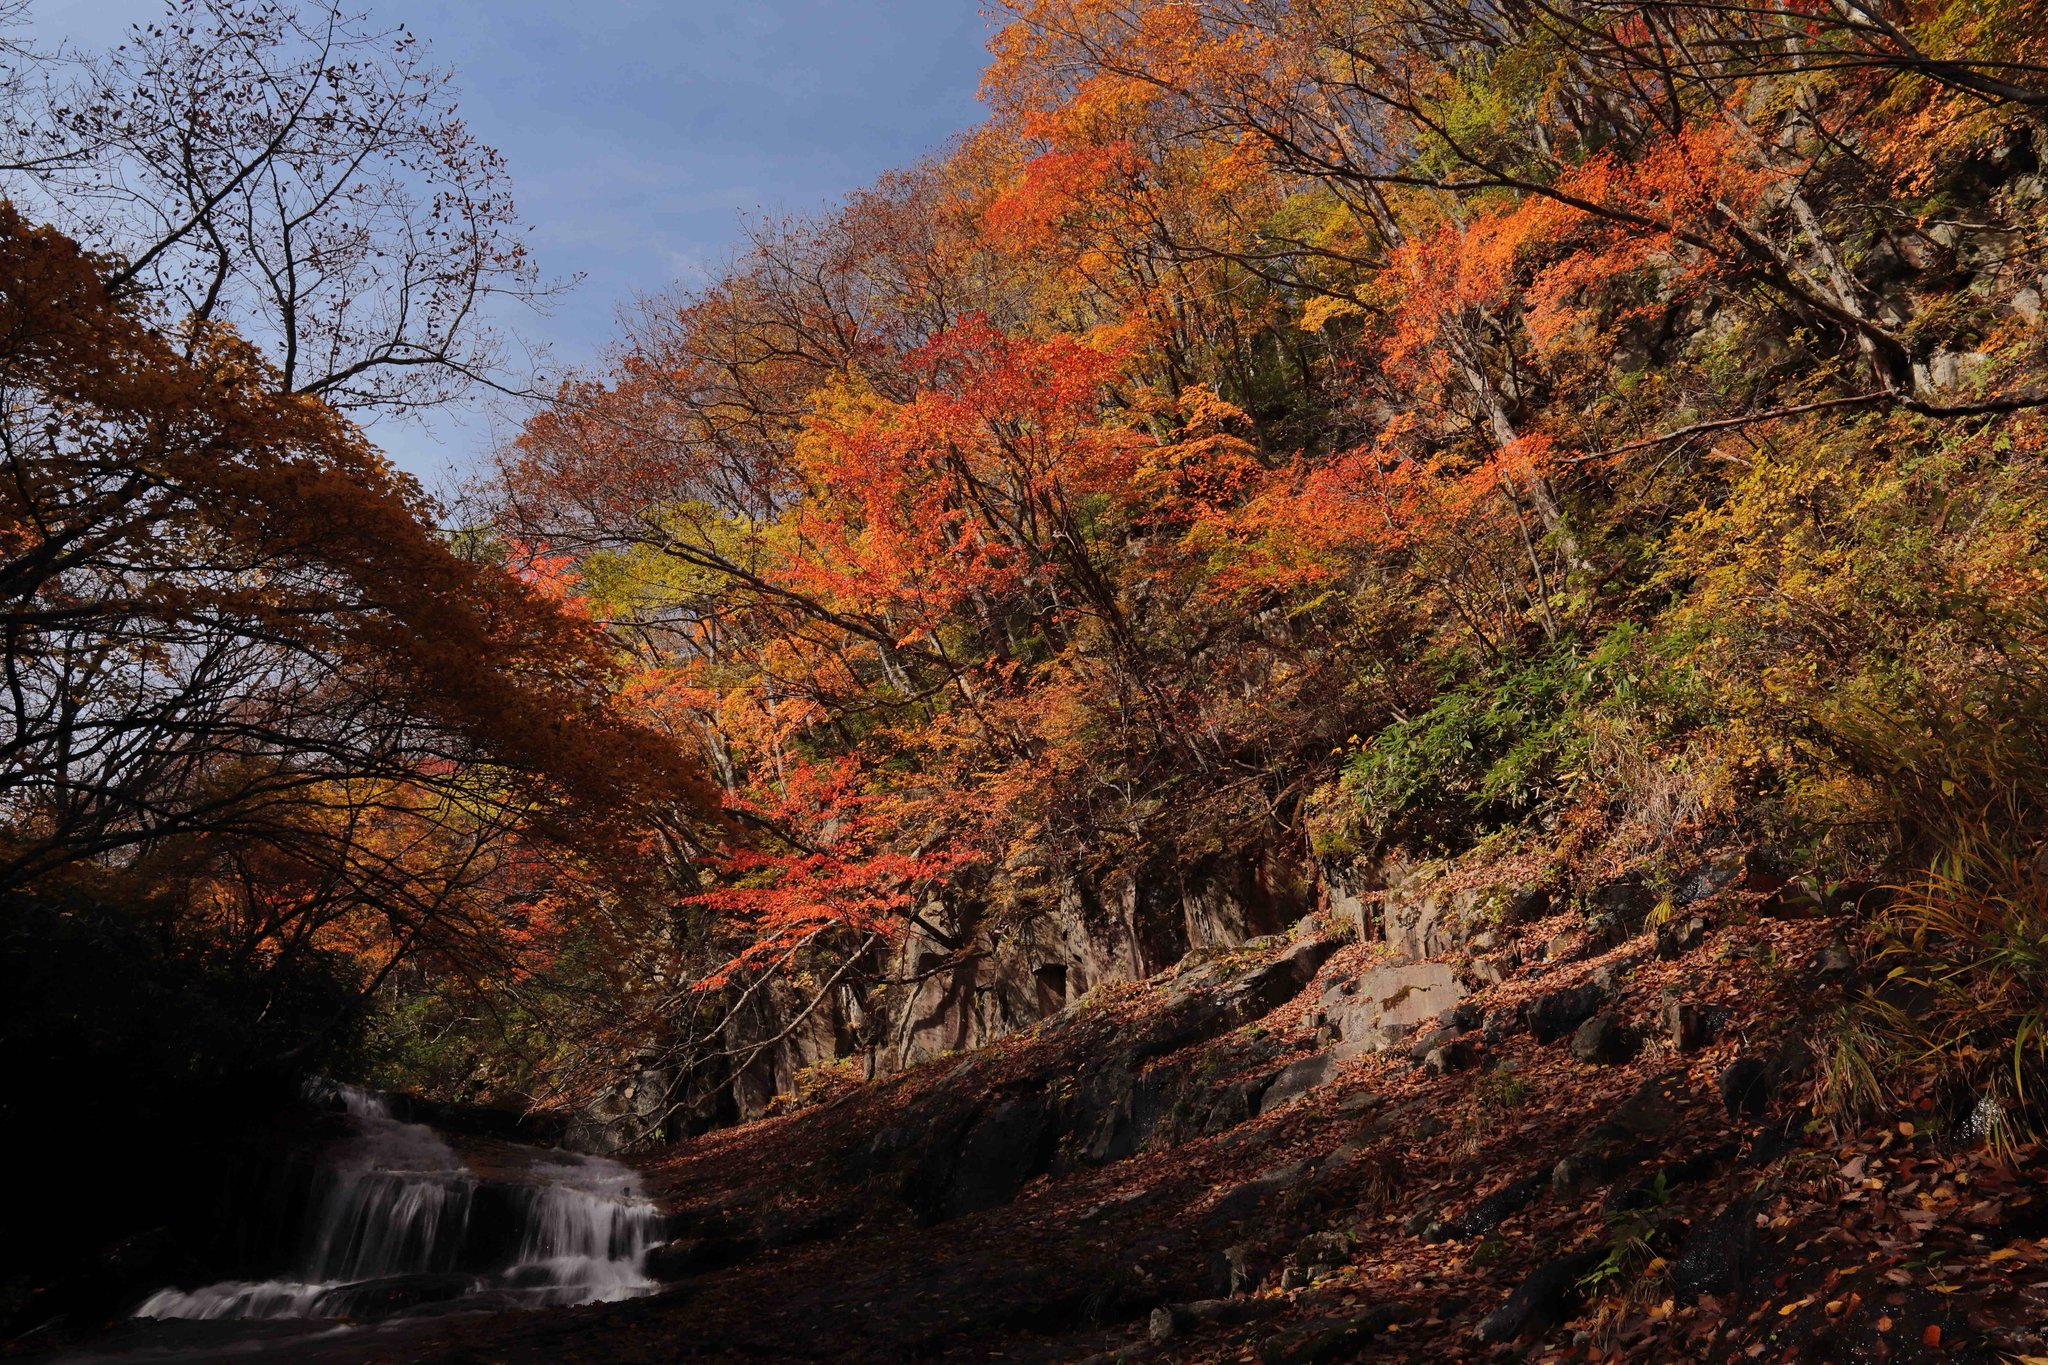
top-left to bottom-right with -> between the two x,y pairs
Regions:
1341,628 -> 1655,851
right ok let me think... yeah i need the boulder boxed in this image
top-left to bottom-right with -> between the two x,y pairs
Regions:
886,939 -> 985,1076
644,1234 -> 753,1281
310,1272 -> 474,1320
1568,1011 -> 1637,1066
1209,960 -> 1303,1022
1581,910 -> 1628,951
1067,1065 -> 1175,1165
1466,952 -> 1521,987
1673,849 -> 1760,905
938,1094 -> 1056,1219
1254,1305 -> 1406,1364
1771,1034 -> 1816,1087
1480,1003 -> 1525,1043
1207,1158 -> 1314,1225
1211,1242 -> 1260,1296
1830,881 -> 1888,914
1603,1140 -> 1738,1217
1758,879 -> 1829,918
658,1201 -> 755,1243
1295,1228 -> 1355,1266
1474,1249 -> 1603,1343
1742,1113 -> 1807,1170
1259,1051 -> 1341,1114
1181,855 -> 1293,953
1214,937 -> 1343,1022
1591,872 -> 1654,931
1526,981 -> 1609,1043
1603,1073 -> 1688,1141
1423,1038 -> 1477,1076
1719,1036 -> 1814,1118
1815,935 -> 1855,978
757,1203 -> 857,1249
1318,859 -> 1377,941
1141,993 -> 1242,1063
1384,885 -> 1485,959
1547,1079 -> 1691,1196
1655,915 -> 1710,960
1661,998 -> 1724,1053
1149,1297 -> 1271,1341
1055,874 -> 1155,997
1671,843 -> 1785,908
1442,1170 -> 1548,1240
1504,885 -> 1552,924
1281,933 -> 1344,975
1672,1199 -> 1759,1299
1718,1056 -> 1773,1118
1407,1025 -> 1463,1063
1439,1001 -> 1485,1032
1200,1076 -> 1274,1135
1550,1145 -> 1645,1198
1334,1090 -> 1382,1118
1323,962 -> 1467,1052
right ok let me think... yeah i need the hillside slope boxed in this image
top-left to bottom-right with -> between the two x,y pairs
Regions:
352,865 -> 2047,1363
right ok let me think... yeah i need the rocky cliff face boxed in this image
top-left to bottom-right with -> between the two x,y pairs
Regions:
653,841 -> 1712,1135
673,848 -> 1312,1131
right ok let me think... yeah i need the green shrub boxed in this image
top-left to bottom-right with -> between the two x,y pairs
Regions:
1339,627 -> 1652,849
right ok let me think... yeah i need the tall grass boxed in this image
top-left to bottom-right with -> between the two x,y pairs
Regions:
1828,826 -> 2048,1154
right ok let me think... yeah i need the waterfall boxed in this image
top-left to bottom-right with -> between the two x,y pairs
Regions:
135,1083 -> 661,1322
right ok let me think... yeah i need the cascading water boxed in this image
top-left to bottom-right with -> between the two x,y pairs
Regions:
135,1083 -> 661,1323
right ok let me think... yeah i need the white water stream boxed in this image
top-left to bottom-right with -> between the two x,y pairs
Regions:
135,1084 -> 660,1322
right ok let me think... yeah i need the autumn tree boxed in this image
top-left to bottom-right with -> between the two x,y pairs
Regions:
1,0 -> 550,413
0,1 -> 722,1153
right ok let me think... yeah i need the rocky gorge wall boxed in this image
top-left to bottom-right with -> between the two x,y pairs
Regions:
548,812 -> 1887,1165
627,835 -> 1832,1144
704,848 -> 1316,1128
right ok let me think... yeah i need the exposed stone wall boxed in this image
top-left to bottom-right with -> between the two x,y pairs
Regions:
585,840 -> 1751,1144
695,843 -> 1317,1121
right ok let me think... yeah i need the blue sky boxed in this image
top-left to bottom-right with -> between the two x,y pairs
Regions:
29,0 -> 998,486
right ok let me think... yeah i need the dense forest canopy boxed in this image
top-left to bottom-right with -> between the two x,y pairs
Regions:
6,0 -> 2048,1197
